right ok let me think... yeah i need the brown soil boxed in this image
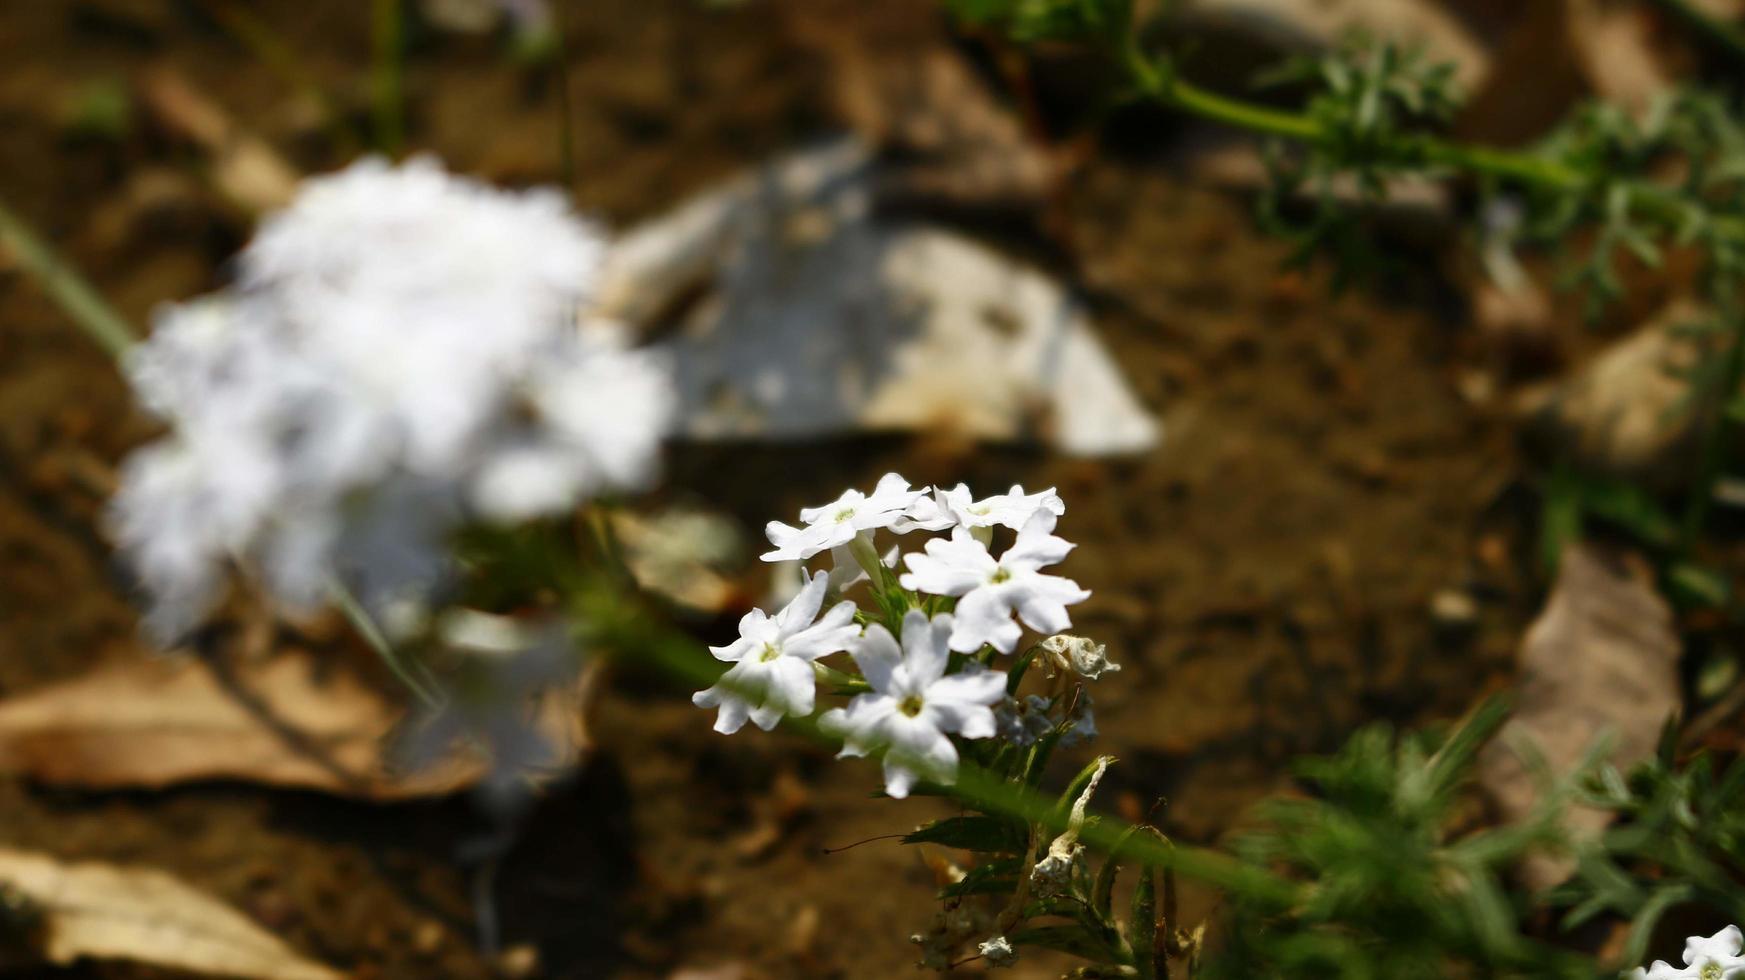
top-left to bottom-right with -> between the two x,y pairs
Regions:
0,1 -> 1552,977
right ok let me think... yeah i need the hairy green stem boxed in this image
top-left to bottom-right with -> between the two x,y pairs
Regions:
1117,30 -> 1745,245
586,587 -> 1304,909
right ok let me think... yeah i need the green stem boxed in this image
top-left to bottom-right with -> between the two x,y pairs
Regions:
0,198 -> 137,360
371,0 -> 405,156
327,578 -> 444,708
1117,32 -> 1745,244
584,585 -> 1303,909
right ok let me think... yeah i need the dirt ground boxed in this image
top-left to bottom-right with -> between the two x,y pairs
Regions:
0,1 -> 1585,977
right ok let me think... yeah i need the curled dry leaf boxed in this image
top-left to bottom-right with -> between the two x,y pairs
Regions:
610,506 -> 745,615
1478,542 -> 1681,891
0,848 -> 339,979
1517,299 -> 1717,488
0,646 -> 586,800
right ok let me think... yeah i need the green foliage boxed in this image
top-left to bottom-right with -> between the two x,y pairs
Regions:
905,815 -> 1030,852
1202,701 -> 1598,978
59,78 -> 132,141
944,0 -> 1132,43
1520,89 -> 1745,313
1244,38 -> 1463,281
1258,37 -> 1462,185
1552,741 -> 1745,965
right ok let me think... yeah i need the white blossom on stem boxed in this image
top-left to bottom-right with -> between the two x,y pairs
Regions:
1686,927 -> 1745,974
899,511 -> 1090,654
1628,926 -> 1745,980
693,570 -> 860,733
1626,965 -> 1692,980
761,473 -> 942,562
820,610 -> 1005,798
932,483 -> 1064,534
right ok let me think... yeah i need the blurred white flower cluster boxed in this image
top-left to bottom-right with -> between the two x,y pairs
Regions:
695,474 -> 1114,797
111,156 -> 672,641
1630,925 -> 1745,979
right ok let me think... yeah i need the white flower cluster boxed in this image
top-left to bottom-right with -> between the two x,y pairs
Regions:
694,475 -> 1099,797
111,156 -> 673,640
1630,926 -> 1745,979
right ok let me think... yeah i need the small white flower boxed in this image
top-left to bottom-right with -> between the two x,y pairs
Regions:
978,936 -> 1018,968
1686,926 -> 1745,977
1625,962 -> 1694,980
109,157 -> 672,641
820,610 -> 1006,798
762,473 -> 935,562
693,570 -> 860,733
1627,926 -> 1745,980
470,332 -> 673,521
899,511 -> 1090,654
1040,633 -> 1121,681
933,483 -> 1064,533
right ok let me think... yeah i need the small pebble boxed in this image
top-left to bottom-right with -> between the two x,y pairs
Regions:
1429,589 -> 1479,631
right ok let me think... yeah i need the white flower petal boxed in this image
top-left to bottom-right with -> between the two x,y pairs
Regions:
774,569 -> 829,634
950,587 -> 1024,654
849,623 -> 903,692
1002,510 -> 1075,570
900,610 -> 952,686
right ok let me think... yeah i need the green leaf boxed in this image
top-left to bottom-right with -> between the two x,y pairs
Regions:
1129,863 -> 1159,980
902,815 -> 1027,852
1009,924 -> 1122,963
1056,756 -> 1113,818
1007,646 -> 1040,695
940,858 -> 1022,898
1570,474 -> 1677,548
1093,824 -> 1145,920
1667,560 -> 1730,609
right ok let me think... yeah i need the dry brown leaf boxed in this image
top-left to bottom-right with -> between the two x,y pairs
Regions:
1460,0 -> 1692,144
137,66 -> 299,213
1517,298 -> 1716,487
0,647 -> 584,800
610,506 -> 746,615
0,848 -> 339,979
1478,542 -> 1681,890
